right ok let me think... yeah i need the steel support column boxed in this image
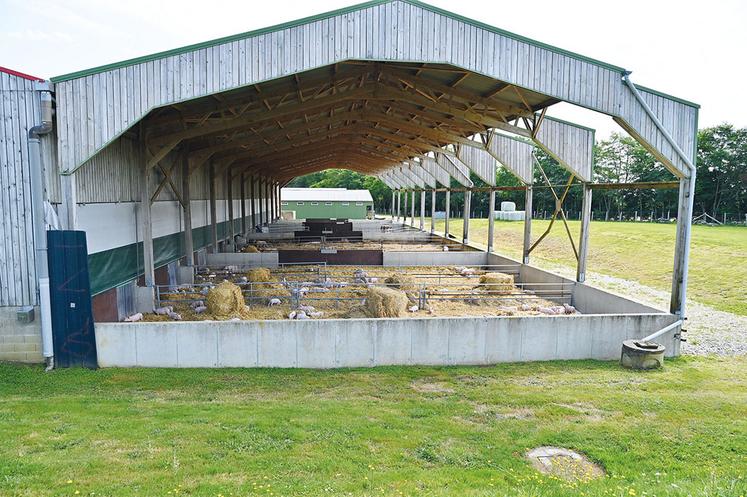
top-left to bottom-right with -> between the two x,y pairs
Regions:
576,183 -> 593,282
487,189 -> 495,253
523,186 -> 533,264
462,190 -> 471,244
391,191 -> 395,218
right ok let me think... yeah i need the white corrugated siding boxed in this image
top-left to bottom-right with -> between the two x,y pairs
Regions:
0,73 -> 57,306
533,117 -> 595,182
456,144 -> 497,185
485,132 -> 534,184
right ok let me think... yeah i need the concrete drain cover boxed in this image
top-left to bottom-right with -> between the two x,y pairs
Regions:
526,447 -> 605,482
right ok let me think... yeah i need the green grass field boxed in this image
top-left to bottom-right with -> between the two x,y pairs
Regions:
421,218 -> 747,315
1,359 -> 745,497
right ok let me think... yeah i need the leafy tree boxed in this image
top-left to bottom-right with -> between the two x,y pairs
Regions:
287,168 -> 392,212
696,124 -> 747,217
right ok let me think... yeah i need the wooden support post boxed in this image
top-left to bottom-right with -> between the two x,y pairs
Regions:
265,179 -> 271,226
397,191 -> 401,222
181,155 -> 193,266
227,167 -> 234,249
250,175 -> 256,230
430,189 -> 436,233
419,190 -> 425,230
576,183 -> 592,282
487,189 -> 495,253
209,161 -> 218,253
391,191 -> 395,219
141,147 -> 155,290
444,189 -> 451,237
410,190 -> 415,227
462,190 -> 471,244
523,186 -> 533,264
258,178 -> 264,227
671,175 -> 695,318
268,181 -> 273,221
240,173 -> 246,235
59,173 -> 77,230
402,191 -> 407,225
276,183 -> 281,220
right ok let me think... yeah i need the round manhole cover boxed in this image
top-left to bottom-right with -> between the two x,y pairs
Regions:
526,446 -> 605,482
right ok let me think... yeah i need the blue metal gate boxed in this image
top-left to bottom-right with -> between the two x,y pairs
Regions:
47,230 -> 97,368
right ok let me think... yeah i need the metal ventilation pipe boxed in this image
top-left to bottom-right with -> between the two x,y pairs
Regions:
28,90 -> 55,371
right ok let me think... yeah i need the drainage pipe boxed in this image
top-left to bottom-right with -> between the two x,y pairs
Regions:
28,90 -> 54,371
641,320 -> 684,343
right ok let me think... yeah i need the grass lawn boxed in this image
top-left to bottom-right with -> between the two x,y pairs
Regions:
1,358 -> 745,497
423,218 -> 747,315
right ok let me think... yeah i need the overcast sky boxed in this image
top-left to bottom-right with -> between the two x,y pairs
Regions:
1,0 -> 743,139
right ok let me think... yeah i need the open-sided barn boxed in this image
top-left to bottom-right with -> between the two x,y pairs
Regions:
0,0 -> 697,368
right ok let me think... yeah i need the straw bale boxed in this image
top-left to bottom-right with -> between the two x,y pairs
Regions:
364,287 -> 409,318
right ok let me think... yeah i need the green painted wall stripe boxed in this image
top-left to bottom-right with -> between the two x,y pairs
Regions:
50,0 -> 627,83
88,218 -> 246,295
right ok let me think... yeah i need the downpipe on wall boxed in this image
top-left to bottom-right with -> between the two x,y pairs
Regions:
28,89 -> 54,371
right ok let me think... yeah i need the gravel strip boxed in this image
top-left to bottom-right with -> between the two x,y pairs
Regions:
540,264 -> 747,357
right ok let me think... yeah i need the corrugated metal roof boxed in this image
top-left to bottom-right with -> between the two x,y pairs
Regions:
281,188 -> 373,202
50,0 -> 629,83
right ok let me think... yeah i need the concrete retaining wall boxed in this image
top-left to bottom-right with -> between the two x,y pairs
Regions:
383,251 -> 489,266
0,307 -> 43,363
205,252 -> 279,267
95,312 -> 681,368
486,252 -> 663,315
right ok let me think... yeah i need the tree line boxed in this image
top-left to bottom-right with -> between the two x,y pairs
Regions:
287,124 -> 747,223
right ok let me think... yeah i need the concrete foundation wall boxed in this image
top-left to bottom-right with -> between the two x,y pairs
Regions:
383,251 -> 489,266
0,307 -> 43,363
205,252 -> 280,267
95,312 -> 681,368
